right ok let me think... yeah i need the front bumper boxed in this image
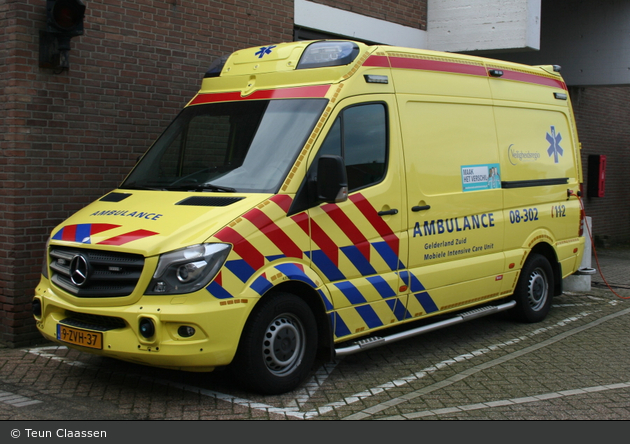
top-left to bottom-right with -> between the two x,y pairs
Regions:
33,277 -> 254,371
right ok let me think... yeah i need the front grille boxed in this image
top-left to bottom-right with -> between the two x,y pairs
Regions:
49,246 -> 145,298
61,311 -> 127,331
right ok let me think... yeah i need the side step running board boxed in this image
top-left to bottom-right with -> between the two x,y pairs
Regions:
334,300 -> 516,357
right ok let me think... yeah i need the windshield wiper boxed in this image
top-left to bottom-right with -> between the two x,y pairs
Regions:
194,183 -> 237,193
163,182 -> 237,193
121,182 -> 166,191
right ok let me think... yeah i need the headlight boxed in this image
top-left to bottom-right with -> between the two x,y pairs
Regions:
145,243 -> 231,295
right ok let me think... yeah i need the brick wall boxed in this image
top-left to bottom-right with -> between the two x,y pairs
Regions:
309,0 -> 427,30
0,0 -> 294,346
571,86 -> 630,246
1,0 -> 626,347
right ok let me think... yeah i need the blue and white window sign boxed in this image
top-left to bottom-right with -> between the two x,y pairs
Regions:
461,163 -> 501,192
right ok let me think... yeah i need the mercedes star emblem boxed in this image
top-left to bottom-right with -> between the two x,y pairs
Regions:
69,254 -> 90,286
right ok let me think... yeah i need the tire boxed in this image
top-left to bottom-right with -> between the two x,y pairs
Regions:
231,292 -> 318,395
512,253 -> 554,323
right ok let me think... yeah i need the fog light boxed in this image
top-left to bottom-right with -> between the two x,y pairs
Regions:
139,318 -> 155,338
32,299 -> 42,318
178,326 -> 195,338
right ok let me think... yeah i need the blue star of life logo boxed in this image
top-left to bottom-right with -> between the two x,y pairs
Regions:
255,45 -> 276,59
546,126 -> 564,163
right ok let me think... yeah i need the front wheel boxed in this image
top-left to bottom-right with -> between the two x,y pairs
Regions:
231,292 -> 318,395
512,253 -> 554,323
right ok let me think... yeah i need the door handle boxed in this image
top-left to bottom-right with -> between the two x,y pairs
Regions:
378,209 -> 399,216
412,205 -> 431,212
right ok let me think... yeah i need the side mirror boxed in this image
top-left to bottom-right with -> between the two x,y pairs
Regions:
317,155 -> 348,203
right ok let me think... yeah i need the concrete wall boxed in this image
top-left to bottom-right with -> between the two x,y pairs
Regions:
490,0 -> 630,87
427,0 -> 541,52
294,0 -> 428,47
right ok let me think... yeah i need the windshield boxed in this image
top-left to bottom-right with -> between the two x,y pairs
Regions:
121,99 -> 327,193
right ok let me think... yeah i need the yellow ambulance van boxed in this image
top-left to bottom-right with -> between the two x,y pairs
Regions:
33,40 -> 586,394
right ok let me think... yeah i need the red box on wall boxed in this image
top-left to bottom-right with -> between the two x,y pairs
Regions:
587,154 -> 606,198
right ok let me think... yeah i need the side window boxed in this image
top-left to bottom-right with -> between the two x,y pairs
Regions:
318,118 -> 341,158
317,103 -> 387,192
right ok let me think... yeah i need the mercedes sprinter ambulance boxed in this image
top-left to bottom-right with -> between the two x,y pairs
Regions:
34,40 -> 586,394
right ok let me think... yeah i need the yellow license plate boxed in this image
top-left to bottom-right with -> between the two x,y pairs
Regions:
57,324 -> 103,350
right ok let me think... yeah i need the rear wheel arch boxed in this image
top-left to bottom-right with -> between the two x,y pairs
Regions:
529,241 -> 562,296
512,251 -> 554,323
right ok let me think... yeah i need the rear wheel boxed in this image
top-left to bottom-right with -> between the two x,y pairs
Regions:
512,253 -> 554,323
231,292 -> 317,395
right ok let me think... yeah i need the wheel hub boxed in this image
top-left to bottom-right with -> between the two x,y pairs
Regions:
527,268 -> 548,310
262,315 -> 305,376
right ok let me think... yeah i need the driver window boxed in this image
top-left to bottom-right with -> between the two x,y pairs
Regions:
317,103 -> 387,192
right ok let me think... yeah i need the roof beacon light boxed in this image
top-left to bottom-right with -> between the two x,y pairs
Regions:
297,41 -> 360,70
204,54 -> 230,78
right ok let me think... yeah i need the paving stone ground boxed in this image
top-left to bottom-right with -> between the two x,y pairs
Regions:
1,246 -> 629,422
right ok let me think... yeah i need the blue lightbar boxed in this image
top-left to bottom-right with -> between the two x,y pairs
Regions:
297,41 -> 360,70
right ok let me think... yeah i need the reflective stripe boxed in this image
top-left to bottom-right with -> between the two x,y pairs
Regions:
242,208 -> 303,259
52,223 -> 120,243
251,275 -> 273,295
334,281 -> 367,305
389,56 -> 487,77
206,280 -> 233,299
388,298 -> 409,321
323,203 -> 371,260
310,250 -> 345,281
215,226 -> 265,271
355,305 -> 383,329
377,55 -> 566,90
363,55 -> 390,68
366,275 -> 396,299
340,245 -> 377,276
413,292 -> 439,314
333,312 -> 351,338
490,68 -> 567,90
270,194 -> 293,213
97,229 -> 158,246
189,85 -> 331,105
275,263 -> 314,285
309,218 -> 341,267
350,194 -> 399,256
224,259 -> 256,283
372,240 -> 402,272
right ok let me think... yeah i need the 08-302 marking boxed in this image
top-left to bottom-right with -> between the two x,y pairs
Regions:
509,208 -> 539,224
